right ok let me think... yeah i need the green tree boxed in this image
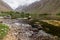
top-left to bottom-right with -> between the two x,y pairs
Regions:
21,12 -> 25,18
56,13 -> 60,15
25,13 -> 30,17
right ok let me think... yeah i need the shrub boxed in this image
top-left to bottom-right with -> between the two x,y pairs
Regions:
0,24 -> 9,39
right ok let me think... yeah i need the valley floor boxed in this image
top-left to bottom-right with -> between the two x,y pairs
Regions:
0,19 -> 59,40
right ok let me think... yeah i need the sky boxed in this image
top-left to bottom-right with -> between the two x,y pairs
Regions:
2,0 -> 40,9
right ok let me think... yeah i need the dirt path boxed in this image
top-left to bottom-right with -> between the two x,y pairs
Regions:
3,28 -> 17,40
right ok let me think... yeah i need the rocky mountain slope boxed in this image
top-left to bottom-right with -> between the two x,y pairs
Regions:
16,0 -> 60,14
0,0 -> 12,12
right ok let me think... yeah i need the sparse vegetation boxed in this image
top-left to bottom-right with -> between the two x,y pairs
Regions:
1,11 -> 60,20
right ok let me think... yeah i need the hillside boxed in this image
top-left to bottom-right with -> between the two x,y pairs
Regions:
16,0 -> 60,14
0,0 -> 12,12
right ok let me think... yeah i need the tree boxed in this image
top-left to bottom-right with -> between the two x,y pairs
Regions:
25,13 -> 30,17
21,12 -> 25,18
56,13 -> 60,15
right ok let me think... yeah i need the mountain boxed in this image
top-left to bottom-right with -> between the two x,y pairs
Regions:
16,0 -> 60,14
15,5 -> 27,12
0,0 -> 12,12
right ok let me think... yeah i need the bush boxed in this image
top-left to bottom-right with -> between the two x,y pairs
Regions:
25,13 -> 30,17
39,13 -> 49,16
56,13 -> 60,15
0,24 -> 9,39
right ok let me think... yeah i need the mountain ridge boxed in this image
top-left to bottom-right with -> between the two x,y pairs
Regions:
0,0 -> 12,12
16,0 -> 60,14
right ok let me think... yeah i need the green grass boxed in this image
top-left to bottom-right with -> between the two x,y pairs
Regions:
0,23 -> 9,39
1,11 -> 60,20
39,21 -> 60,37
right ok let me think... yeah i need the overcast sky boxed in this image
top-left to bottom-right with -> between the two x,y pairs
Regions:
3,0 -> 40,9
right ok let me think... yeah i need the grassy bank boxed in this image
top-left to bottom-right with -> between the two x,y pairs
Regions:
39,20 -> 60,37
0,23 -> 9,39
28,19 -> 60,37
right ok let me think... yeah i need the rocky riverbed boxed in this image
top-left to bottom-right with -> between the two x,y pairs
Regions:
2,19 -> 60,40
